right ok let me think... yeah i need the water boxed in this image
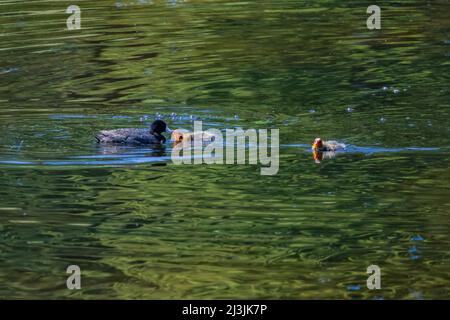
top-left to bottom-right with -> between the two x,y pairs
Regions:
0,0 -> 449,299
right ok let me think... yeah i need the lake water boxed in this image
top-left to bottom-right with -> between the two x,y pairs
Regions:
0,0 -> 449,299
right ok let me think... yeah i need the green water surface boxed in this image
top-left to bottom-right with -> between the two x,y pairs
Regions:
0,0 -> 449,299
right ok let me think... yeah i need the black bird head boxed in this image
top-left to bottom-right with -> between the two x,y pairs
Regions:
150,120 -> 167,134
149,120 -> 168,143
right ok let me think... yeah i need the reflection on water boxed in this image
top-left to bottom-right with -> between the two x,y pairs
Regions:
0,0 -> 449,299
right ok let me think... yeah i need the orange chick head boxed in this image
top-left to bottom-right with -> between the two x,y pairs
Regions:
312,138 -> 323,150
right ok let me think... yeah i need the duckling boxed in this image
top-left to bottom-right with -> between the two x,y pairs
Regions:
171,129 -> 215,144
312,138 -> 346,152
95,120 -> 168,145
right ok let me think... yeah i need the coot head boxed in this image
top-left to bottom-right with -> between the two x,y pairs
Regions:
150,120 -> 167,134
